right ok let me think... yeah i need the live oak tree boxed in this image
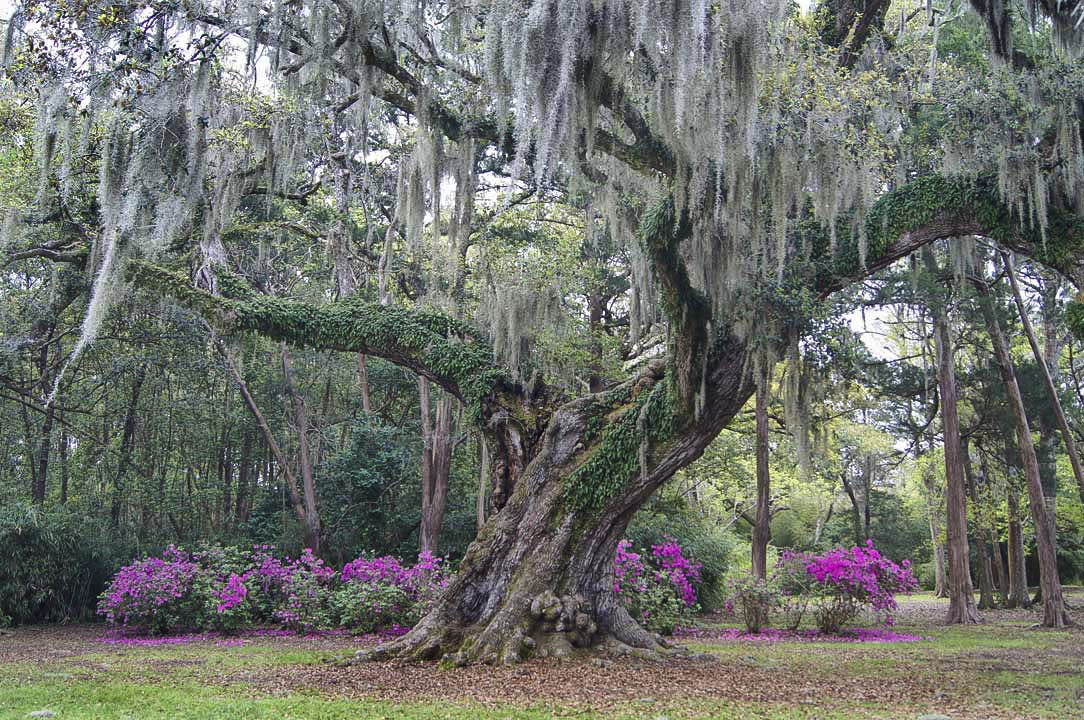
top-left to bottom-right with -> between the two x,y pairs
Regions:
3,0 -> 1084,661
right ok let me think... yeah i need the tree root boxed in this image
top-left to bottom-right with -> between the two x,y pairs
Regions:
349,590 -> 713,666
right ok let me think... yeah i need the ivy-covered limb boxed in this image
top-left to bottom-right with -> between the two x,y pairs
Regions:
127,260 -> 512,416
562,378 -> 675,515
810,174 -> 1084,293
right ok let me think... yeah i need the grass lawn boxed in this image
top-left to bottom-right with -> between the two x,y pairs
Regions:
1,591 -> 1081,719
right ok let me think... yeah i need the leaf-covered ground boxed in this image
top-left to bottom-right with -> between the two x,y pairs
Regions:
1,591 -> 1082,719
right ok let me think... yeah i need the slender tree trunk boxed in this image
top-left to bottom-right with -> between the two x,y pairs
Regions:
112,365 -> 147,528
751,362 -> 772,579
1006,488 -> 1031,609
223,345 -> 320,553
927,261 -> 979,624
978,447 -> 1009,600
32,401 -> 55,505
58,429 -> 69,505
419,377 -> 454,556
976,283 -> 1071,626
841,472 -> 865,546
357,354 -> 373,415
1004,253 -> 1084,504
235,431 -> 254,526
281,345 -> 323,554
964,439 -> 996,609
922,463 -> 949,598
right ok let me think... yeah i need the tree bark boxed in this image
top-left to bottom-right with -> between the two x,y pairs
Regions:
419,377 -> 454,555
925,249 -> 979,624
976,282 -> 1071,626
963,438 -> 996,610
751,361 -> 772,580
1004,253 -> 1084,504
281,345 -> 323,554
1005,487 -> 1032,609
477,436 -> 489,532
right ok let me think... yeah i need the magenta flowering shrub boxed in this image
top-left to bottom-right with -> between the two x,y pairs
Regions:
271,549 -> 337,633
98,545 -> 452,635
97,546 -> 210,634
652,540 -> 702,607
613,539 -> 702,635
780,541 -> 918,634
332,551 -> 450,633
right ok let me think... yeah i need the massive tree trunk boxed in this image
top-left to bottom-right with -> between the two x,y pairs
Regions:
976,282 -> 1071,626
359,346 -> 753,665
751,362 -> 772,580
926,249 -> 979,625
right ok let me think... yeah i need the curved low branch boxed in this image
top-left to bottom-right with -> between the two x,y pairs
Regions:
126,261 -> 512,407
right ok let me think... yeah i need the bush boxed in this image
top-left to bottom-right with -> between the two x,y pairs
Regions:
97,545 -> 450,635
336,551 -> 448,632
97,546 -> 205,634
627,495 -> 734,610
782,541 -> 918,634
0,504 -> 128,625
724,575 -> 779,634
614,539 -> 702,635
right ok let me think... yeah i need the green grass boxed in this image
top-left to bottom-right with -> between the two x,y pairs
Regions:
2,594 -> 1082,720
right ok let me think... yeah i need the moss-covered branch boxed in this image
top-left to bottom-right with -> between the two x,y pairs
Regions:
127,261 -> 512,412
809,174 -> 1084,338
639,196 -> 712,419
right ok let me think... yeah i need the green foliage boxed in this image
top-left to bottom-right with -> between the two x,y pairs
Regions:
0,504 -> 129,625
626,491 -> 734,611
318,416 -> 420,564
807,175 -> 1084,290
563,381 -> 675,515
329,582 -> 416,634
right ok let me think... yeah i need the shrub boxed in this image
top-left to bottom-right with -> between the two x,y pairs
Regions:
97,546 -> 204,634
627,494 -> 734,610
783,541 -> 918,634
271,549 -> 337,633
614,539 -> 702,635
724,576 -> 780,634
0,504 -> 128,625
335,551 -> 449,632
330,582 -> 415,633
98,545 -> 452,635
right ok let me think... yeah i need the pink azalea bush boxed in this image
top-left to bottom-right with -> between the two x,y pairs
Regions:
98,545 -> 449,635
793,541 -> 917,633
613,538 -> 702,635
723,542 -> 917,635
332,551 -> 449,633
